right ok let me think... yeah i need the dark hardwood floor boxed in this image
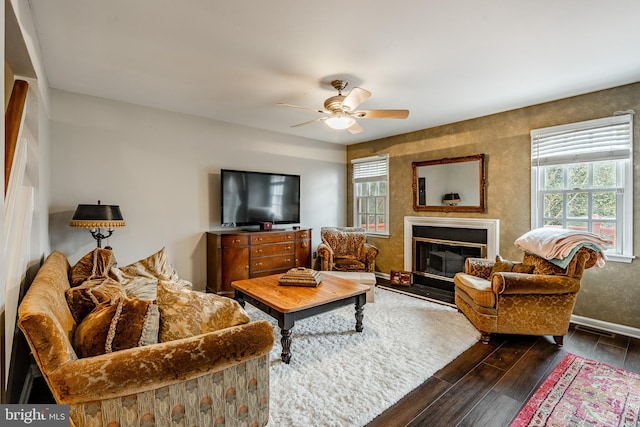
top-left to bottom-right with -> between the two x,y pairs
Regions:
366,323 -> 640,427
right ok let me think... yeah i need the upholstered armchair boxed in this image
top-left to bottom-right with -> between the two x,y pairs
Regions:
317,227 -> 378,272
454,247 -> 599,345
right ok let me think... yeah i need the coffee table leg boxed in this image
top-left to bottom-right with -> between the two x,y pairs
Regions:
234,290 -> 245,308
280,328 -> 292,364
355,295 -> 365,332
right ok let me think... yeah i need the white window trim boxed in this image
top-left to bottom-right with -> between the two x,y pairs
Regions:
352,154 -> 389,236
530,114 -> 634,263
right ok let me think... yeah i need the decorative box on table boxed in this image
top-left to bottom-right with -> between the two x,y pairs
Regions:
278,267 -> 322,287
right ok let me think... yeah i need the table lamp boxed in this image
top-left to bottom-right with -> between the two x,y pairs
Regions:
70,200 -> 125,248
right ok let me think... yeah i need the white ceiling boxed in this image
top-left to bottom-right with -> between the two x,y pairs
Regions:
26,0 -> 640,145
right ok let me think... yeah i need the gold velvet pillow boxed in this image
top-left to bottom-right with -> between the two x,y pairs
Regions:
156,281 -> 250,342
72,296 -> 160,358
65,278 -> 126,323
490,255 -> 534,278
70,248 -> 117,287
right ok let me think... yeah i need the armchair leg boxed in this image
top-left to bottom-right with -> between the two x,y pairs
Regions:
553,335 -> 564,346
480,332 -> 491,344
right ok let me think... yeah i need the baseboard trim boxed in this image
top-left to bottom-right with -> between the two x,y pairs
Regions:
571,315 -> 640,340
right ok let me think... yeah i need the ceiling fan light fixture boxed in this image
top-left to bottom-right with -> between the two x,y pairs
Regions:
324,112 -> 355,130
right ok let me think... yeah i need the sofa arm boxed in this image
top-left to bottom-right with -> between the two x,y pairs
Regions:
47,320 -> 274,404
492,272 -> 581,295
464,257 -> 495,279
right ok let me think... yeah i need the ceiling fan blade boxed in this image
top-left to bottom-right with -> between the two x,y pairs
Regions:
290,117 -> 326,128
276,103 -> 327,114
347,121 -> 363,134
354,109 -> 409,119
342,87 -> 371,111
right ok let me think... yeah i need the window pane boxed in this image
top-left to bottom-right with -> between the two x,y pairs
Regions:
368,199 -> 376,213
567,192 -> 587,218
543,220 -> 563,227
593,222 -> 615,246
367,215 -> 376,230
567,221 -> 588,231
567,164 -> 588,189
370,182 -> 379,196
593,191 -> 616,218
357,198 -> 364,214
358,214 -> 367,229
359,183 -> 369,197
543,193 -> 563,218
593,162 -> 616,188
376,215 -> 385,232
376,197 -> 385,214
543,167 -> 563,190
378,181 -> 387,196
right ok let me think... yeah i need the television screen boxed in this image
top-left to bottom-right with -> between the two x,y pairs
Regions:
221,169 -> 301,227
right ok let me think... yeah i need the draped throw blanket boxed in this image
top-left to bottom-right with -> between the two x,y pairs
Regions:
514,227 -> 611,268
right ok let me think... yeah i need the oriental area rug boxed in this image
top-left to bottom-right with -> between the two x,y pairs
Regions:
245,287 -> 479,427
510,353 -> 640,427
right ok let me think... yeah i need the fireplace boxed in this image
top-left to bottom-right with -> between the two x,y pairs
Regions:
395,217 -> 500,304
413,237 -> 487,284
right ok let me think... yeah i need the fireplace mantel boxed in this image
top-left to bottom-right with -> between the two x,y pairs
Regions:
403,216 -> 500,271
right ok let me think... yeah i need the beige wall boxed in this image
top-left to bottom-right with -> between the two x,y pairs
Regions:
348,82 -> 640,329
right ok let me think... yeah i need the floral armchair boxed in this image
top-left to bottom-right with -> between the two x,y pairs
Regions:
317,227 -> 378,272
453,247 -> 599,345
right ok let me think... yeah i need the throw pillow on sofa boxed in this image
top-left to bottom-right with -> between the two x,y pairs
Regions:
109,247 -> 192,300
156,281 -> 250,342
65,277 -> 126,323
70,248 -> 117,287
72,295 -> 160,358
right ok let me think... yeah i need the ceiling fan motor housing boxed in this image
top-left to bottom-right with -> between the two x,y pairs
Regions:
324,95 -> 348,113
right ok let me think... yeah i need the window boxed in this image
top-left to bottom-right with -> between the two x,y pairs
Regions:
530,113 -> 634,262
352,154 -> 389,235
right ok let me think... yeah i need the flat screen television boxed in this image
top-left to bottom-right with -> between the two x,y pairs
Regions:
220,169 -> 301,227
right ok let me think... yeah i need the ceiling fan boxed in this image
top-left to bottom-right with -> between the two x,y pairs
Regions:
277,79 -> 409,134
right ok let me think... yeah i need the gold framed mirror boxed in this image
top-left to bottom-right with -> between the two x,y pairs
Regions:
412,153 -> 486,212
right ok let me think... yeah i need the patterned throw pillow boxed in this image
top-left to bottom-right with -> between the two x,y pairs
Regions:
65,278 -> 126,323
109,247 -> 190,300
70,248 -> 117,286
490,255 -> 534,278
72,296 -> 160,358
156,281 -> 250,342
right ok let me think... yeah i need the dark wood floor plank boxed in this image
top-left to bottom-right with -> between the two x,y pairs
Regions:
408,362 -> 506,426
366,377 -> 452,427
434,339 -> 503,384
559,328 -> 599,358
481,334 -> 537,371
592,342 -> 627,368
491,338 -> 566,403
624,337 -> 640,374
456,390 -> 522,427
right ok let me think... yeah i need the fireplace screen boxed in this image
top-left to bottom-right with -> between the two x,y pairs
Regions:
413,237 -> 486,281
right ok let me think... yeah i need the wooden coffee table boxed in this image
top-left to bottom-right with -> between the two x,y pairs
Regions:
232,273 -> 369,364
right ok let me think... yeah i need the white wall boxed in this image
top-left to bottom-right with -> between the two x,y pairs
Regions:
49,90 -> 347,290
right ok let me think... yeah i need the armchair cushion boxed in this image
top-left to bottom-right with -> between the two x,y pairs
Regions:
156,281 -> 250,342
72,296 -> 159,358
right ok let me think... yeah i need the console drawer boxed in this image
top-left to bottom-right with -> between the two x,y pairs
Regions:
251,232 -> 295,245
251,255 -> 295,272
251,242 -> 294,257
221,235 -> 249,247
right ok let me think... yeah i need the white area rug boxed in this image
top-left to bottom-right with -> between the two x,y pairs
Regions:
245,287 -> 480,427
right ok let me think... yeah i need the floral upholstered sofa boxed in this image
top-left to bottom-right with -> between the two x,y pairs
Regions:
18,248 -> 274,427
317,227 -> 379,272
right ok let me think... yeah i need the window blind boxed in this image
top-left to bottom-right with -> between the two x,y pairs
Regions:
352,155 -> 388,181
531,114 -> 633,166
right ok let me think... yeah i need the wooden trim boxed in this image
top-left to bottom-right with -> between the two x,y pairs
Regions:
5,79 -> 29,195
